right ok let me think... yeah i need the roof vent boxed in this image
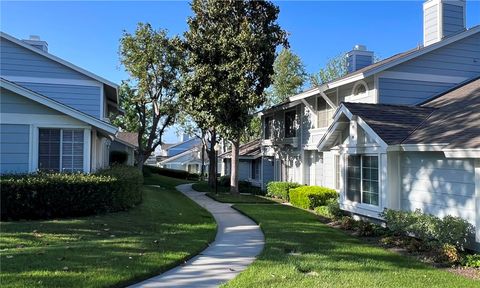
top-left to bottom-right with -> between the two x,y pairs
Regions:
346,44 -> 374,73
22,35 -> 48,52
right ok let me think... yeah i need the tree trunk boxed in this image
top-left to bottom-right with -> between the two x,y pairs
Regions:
200,144 -> 205,180
230,138 -> 240,195
136,152 -> 145,172
207,129 -> 217,187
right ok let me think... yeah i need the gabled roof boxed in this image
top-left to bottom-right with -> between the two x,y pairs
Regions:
319,77 -> 480,152
220,139 -> 262,159
159,146 -> 204,165
0,32 -> 119,103
1,78 -> 117,135
342,102 -> 435,145
290,25 -> 480,102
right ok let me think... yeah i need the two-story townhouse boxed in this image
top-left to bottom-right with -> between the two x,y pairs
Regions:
0,32 -> 125,173
260,0 -> 480,248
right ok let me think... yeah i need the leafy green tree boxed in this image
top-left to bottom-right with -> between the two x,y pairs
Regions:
266,48 -> 306,106
119,23 -> 185,170
240,116 -> 261,144
183,0 -> 287,194
309,52 -> 348,86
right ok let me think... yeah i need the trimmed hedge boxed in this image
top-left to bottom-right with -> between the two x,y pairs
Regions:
1,165 -> 143,220
289,186 -> 338,210
266,181 -> 300,200
144,165 -> 199,180
110,150 -> 129,165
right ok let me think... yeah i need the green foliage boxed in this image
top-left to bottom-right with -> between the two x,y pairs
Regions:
1,166 -> 143,220
434,243 -> 460,264
461,254 -> 480,268
119,23 -> 185,166
289,185 -> 338,210
144,165 -> 199,180
356,221 -> 375,237
266,48 -> 306,107
309,52 -> 348,86
340,216 -> 356,230
266,181 -> 300,200
109,150 -> 129,165
241,117 -> 262,144
380,209 -> 474,250
326,198 -> 344,219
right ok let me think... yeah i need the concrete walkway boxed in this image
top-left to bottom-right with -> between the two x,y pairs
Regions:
129,184 -> 264,288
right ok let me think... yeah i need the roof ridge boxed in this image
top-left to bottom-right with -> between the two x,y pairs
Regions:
399,108 -> 438,145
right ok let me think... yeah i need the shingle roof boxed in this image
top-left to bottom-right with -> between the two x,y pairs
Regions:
116,132 -> 138,148
342,102 -> 434,145
220,139 -> 262,159
343,77 -> 480,149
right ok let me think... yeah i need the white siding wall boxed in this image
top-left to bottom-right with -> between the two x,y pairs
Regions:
401,152 -> 476,226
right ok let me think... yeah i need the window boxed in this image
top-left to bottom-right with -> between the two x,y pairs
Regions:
353,82 -> 367,96
346,155 -> 378,205
264,116 -> 272,139
39,129 -> 84,172
284,110 -> 297,138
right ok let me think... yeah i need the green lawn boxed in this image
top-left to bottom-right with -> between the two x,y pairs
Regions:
206,192 -> 275,204
0,174 -> 216,288
224,204 -> 478,288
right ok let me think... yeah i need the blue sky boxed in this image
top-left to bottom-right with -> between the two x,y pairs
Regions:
2,1 -> 479,143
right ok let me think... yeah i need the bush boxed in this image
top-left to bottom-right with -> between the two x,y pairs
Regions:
326,198 -> 344,219
219,175 -> 231,187
434,243 -> 460,264
380,208 -> 474,250
266,181 -> 300,200
461,254 -> 480,268
356,221 -> 375,237
144,165 -> 199,180
1,166 -> 143,220
340,216 -> 356,230
289,186 -> 338,210
97,165 -> 143,210
110,150 -> 129,165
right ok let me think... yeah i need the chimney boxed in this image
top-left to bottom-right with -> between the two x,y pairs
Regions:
423,0 -> 466,46
346,45 -> 374,73
22,35 -> 48,52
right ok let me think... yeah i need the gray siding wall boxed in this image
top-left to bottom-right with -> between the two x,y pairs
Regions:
1,88 -> 61,115
379,78 -> 453,105
443,3 -> 464,36
262,156 -> 274,188
391,32 -> 480,78
401,152 -> 476,225
0,38 -> 91,80
16,82 -> 100,118
0,124 -> 30,174
424,4 -> 438,45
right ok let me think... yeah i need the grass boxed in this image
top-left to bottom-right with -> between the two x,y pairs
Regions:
224,204 -> 478,288
191,181 -> 272,204
0,174 -> 216,288
192,181 -> 262,195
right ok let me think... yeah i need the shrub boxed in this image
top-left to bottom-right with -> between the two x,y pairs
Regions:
380,208 -> 474,250
97,165 -> 143,210
326,198 -> 343,219
289,186 -> 337,210
434,243 -> 460,264
266,181 -> 300,200
110,150 -> 129,165
340,216 -> 356,230
356,221 -> 375,237
461,254 -> 480,268
219,175 -> 231,187
1,166 -> 143,220
144,165 -> 199,180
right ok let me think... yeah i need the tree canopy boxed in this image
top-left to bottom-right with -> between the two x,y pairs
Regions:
309,52 -> 348,86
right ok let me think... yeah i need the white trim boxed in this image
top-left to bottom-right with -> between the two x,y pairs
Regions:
373,74 -> 379,103
356,117 -> 388,149
84,129 -> 92,172
1,79 -> 117,135
319,90 -> 336,109
1,32 -> 118,90
378,71 -> 467,83
475,159 -> 480,242
1,75 -> 102,87
289,87 -> 321,102
28,125 -> 34,172
443,148 -> 480,159
351,80 -> 369,97
401,143 -> 447,151
1,113 -> 88,126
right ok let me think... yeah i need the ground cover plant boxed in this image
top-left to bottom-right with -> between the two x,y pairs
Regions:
0,174 -> 216,288
225,204 -> 479,288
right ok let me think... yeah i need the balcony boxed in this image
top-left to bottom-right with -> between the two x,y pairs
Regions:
262,137 -> 299,148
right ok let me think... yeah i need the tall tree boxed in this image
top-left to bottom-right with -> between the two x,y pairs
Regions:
266,48 -> 306,107
119,23 -> 185,170
183,0 -> 287,194
309,52 -> 348,86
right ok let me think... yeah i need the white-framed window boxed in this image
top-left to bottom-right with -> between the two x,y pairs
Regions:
352,81 -> 368,97
39,128 -> 84,172
346,154 -> 379,206
284,109 -> 297,138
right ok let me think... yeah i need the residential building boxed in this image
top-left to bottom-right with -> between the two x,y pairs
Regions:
259,0 -> 479,247
0,32 -> 128,173
158,137 -> 206,173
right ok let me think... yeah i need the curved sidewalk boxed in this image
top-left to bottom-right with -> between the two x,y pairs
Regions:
129,184 -> 264,288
